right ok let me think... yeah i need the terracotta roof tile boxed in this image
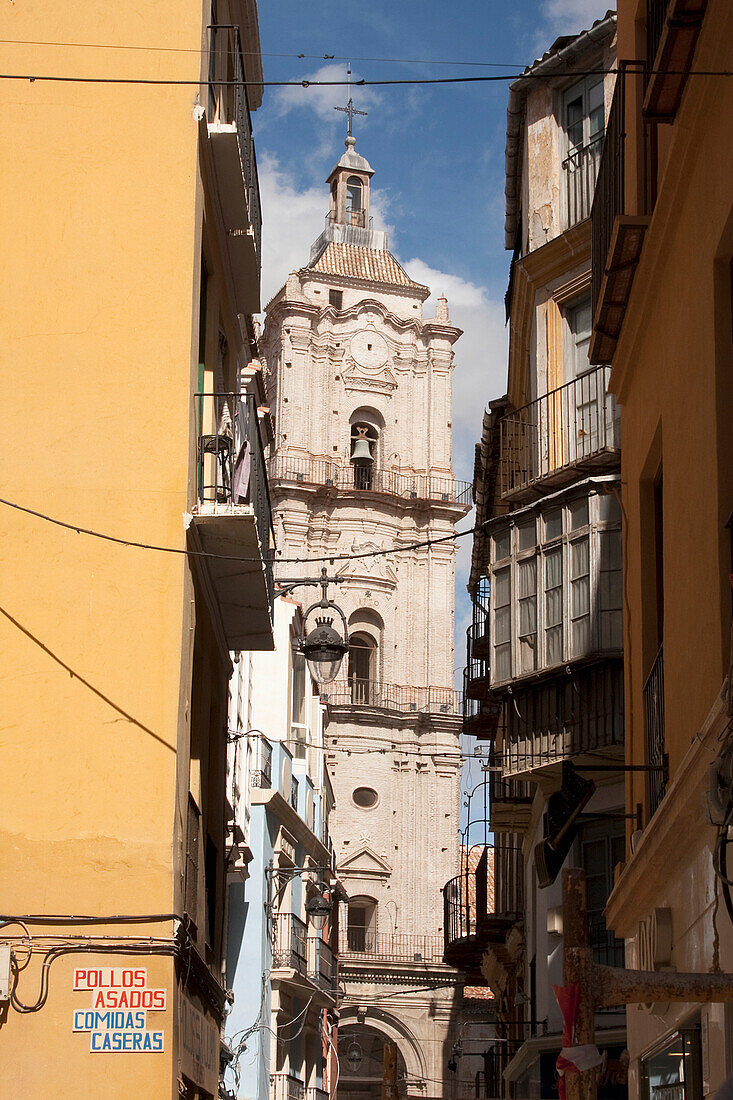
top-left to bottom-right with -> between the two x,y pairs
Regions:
463,986 -> 495,1001
308,242 -> 423,288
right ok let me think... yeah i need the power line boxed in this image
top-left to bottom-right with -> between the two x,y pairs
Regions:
0,496 -> 473,564
0,67 -> 731,88
235,730 -> 464,760
2,67 -> 733,89
0,38 -> 525,67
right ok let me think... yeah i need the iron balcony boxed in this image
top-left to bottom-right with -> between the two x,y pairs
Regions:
206,24 -> 262,313
191,392 -> 274,651
589,70 -> 650,365
268,453 -> 472,509
321,679 -> 461,716
499,365 -> 620,501
442,844 -> 524,984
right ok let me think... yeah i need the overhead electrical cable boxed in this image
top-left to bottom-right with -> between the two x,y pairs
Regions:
0,497 -> 474,564
0,38 -> 525,66
0,68 -> 731,88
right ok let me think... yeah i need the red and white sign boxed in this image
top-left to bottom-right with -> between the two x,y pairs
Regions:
73,968 -> 166,1053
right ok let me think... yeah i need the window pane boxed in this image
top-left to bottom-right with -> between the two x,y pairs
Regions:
585,79 -> 603,139
520,598 -> 537,635
546,587 -> 563,627
519,635 -> 536,674
573,616 -> 590,655
544,510 -> 562,541
494,567 -> 511,606
571,537 -> 589,577
518,520 -> 536,551
570,299 -> 592,343
589,80 -> 604,115
567,94 -> 584,147
546,624 -> 563,664
572,576 -> 590,618
600,610 -> 622,649
493,529 -> 511,561
600,530 -> 622,572
545,547 -> 563,591
291,650 -> 306,726
495,606 -> 511,644
495,644 -> 511,682
545,547 -> 563,664
570,499 -> 589,531
518,557 -> 536,598
598,492 -> 621,524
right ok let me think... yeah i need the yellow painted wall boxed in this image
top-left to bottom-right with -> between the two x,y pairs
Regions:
611,0 -> 733,818
0,2 -> 216,1095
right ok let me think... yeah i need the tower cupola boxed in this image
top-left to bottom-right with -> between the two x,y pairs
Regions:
327,135 -> 374,229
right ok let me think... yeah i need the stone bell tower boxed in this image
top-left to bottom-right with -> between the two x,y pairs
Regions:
260,131 -> 470,1100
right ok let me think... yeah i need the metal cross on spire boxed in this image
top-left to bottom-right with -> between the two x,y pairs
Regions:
334,62 -> 367,139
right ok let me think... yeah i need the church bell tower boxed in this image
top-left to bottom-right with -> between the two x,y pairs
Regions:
260,119 -> 470,1100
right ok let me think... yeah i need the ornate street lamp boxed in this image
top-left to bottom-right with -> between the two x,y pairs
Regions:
275,567 -> 349,685
265,863 -> 334,927
304,881 -> 334,930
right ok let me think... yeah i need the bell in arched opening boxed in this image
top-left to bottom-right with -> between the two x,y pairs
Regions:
351,423 -> 377,490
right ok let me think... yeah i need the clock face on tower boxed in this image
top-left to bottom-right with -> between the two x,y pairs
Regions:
349,329 -> 389,371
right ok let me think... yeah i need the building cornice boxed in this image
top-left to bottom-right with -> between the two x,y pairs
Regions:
250,788 -> 331,865
301,267 -> 431,303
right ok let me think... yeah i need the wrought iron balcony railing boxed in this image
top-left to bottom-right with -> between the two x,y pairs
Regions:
271,1074 -> 306,1100
273,913 -> 308,974
321,679 -> 461,715
644,643 -> 667,817
589,70 -> 650,364
487,748 -> 534,834
208,24 -> 262,269
443,844 -> 523,975
499,366 -> 620,500
465,620 -> 491,702
195,391 -> 274,607
330,207 -> 371,229
268,453 -> 472,507
339,929 -> 443,963
308,936 -> 337,992
251,734 -> 273,789
562,134 -> 604,228
501,660 -> 624,778
463,693 -> 503,739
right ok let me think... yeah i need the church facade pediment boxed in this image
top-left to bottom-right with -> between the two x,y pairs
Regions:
338,845 -> 393,878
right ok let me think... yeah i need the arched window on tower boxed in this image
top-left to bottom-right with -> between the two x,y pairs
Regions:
346,176 -> 364,227
351,423 -> 377,489
347,896 -> 377,952
348,632 -> 377,704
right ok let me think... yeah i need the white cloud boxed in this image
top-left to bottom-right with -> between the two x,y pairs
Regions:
398,258 -> 508,486
258,153 -> 326,306
541,0 -> 612,37
272,63 -> 382,126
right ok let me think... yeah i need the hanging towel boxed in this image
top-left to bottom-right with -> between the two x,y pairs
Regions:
232,439 -> 251,504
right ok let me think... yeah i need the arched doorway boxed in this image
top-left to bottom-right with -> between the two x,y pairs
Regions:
348,632 -> 377,703
338,1024 -> 408,1100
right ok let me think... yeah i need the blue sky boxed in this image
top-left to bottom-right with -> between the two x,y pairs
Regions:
253,0 -> 613,814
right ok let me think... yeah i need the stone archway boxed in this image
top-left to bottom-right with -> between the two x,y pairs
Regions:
337,1008 -> 428,1100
